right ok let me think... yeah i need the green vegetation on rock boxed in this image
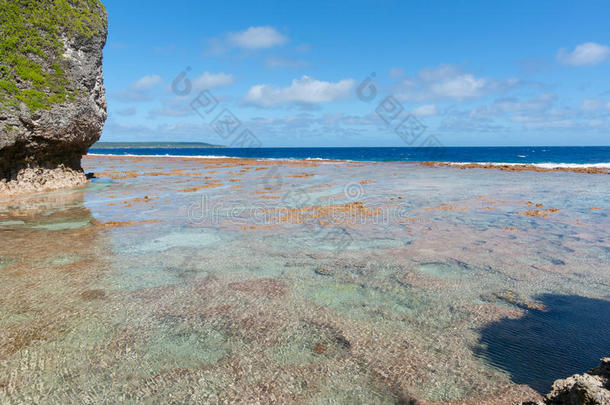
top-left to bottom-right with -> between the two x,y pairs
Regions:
0,0 -> 106,112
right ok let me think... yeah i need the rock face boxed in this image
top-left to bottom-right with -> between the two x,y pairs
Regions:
0,0 -> 107,195
524,358 -> 610,405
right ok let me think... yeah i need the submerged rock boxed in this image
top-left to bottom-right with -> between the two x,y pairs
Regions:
315,264 -> 335,276
523,358 -> 610,405
0,0 -> 108,195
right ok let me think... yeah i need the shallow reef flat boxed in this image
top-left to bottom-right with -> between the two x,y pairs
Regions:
0,155 -> 608,404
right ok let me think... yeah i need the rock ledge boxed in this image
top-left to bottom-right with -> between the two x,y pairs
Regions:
523,358 -> 610,405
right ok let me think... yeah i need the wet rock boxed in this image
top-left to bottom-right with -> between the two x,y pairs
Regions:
80,289 -> 105,301
543,358 -> 610,405
523,358 -> 610,405
335,334 -> 351,349
228,278 -> 287,298
481,290 -> 547,312
314,264 -> 335,276
312,343 -> 326,355
314,260 -> 368,277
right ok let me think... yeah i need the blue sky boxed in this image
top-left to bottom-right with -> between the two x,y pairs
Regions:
101,0 -> 610,146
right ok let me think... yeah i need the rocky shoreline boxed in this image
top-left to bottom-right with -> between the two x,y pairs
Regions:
417,161 -> 610,175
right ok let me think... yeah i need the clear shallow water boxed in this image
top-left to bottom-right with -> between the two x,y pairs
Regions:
0,156 -> 608,403
89,146 -> 610,165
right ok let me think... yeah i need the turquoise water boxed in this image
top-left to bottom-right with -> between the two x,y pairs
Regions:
0,156 -> 608,403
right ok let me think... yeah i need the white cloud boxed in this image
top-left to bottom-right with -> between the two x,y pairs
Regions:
437,93 -> 610,133
494,94 -> 557,112
471,94 -> 557,118
191,72 -> 235,91
480,94 -> 610,131
115,107 -> 136,116
430,74 -> 486,99
237,113 -> 382,146
557,42 -> 610,66
412,104 -> 438,117
112,72 -> 234,104
581,98 -> 610,111
439,115 -> 505,133
104,120 -> 214,140
581,98 -> 603,111
132,75 -> 163,91
388,67 -> 404,78
510,115 -> 576,129
149,92 -> 233,118
227,26 -> 288,49
265,56 -> 308,69
245,76 -> 355,107
418,64 -> 460,82
294,44 -> 311,53
149,98 -> 194,118
394,65 -> 518,101
112,74 -> 163,102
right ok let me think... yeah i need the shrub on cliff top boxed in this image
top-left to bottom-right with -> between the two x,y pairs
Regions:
0,0 -> 106,113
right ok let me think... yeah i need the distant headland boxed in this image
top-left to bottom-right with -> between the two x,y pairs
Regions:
91,141 -> 224,149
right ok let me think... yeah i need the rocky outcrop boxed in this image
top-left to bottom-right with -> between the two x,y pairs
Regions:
524,358 -> 610,405
0,0 -> 107,195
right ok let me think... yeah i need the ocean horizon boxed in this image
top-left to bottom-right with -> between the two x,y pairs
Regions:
89,145 -> 610,167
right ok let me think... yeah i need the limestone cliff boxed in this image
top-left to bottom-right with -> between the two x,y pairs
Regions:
0,0 -> 107,194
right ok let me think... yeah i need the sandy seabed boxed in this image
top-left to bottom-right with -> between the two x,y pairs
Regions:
0,155 -> 608,404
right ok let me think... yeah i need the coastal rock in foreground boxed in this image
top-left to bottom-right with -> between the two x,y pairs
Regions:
0,0 -> 107,195
523,358 -> 610,405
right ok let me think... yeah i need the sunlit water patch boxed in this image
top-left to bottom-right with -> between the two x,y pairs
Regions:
416,261 -> 471,281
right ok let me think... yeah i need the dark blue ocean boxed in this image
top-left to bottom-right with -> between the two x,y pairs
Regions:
88,146 -> 610,166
